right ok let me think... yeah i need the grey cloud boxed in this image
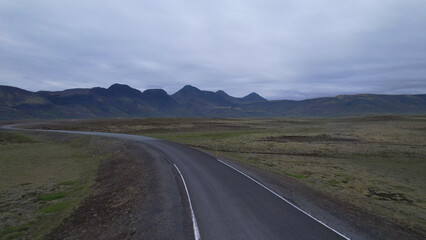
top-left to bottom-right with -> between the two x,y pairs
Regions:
0,0 -> 425,99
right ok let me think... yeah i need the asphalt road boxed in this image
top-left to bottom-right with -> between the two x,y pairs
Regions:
4,125 -> 349,240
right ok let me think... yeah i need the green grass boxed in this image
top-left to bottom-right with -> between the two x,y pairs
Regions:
72,185 -> 86,192
0,224 -> 30,240
0,132 -> 36,145
40,201 -> 72,213
38,192 -> 68,201
0,143 -> 97,189
0,131 -> 104,240
327,180 -> 340,186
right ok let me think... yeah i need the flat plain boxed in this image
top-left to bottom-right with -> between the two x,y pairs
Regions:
35,115 -> 426,239
0,130 -> 163,240
0,131 -> 105,239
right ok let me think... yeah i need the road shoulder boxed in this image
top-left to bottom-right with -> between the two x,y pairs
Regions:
46,139 -> 192,240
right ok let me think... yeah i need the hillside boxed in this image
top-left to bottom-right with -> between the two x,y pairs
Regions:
243,94 -> 426,117
0,84 -> 425,119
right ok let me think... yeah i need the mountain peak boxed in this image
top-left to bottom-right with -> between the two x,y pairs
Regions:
108,83 -> 132,91
181,85 -> 201,92
141,89 -> 178,106
242,92 -> 267,103
107,83 -> 142,97
246,92 -> 260,97
143,89 -> 168,97
215,90 -> 229,96
173,85 -> 202,96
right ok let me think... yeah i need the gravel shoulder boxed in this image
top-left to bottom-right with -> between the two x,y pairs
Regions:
46,138 -> 192,240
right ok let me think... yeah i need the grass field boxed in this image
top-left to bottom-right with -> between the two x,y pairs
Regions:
37,116 -> 426,237
0,131 -> 106,240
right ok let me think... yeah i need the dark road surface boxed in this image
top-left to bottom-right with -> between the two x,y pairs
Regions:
4,126 -> 349,240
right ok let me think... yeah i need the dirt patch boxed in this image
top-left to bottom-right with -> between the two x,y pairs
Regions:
366,188 -> 413,203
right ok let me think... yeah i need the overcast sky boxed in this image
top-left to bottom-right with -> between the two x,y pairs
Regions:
0,0 -> 425,99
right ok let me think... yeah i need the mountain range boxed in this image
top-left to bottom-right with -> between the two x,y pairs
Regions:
1,83 -> 425,119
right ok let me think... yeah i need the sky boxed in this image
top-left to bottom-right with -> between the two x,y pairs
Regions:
0,0 -> 425,100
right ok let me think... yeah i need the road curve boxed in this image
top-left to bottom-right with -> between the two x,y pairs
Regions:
3,125 -> 349,240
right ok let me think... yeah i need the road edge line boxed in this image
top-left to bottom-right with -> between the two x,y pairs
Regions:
216,158 -> 350,240
174,164 -> 201,240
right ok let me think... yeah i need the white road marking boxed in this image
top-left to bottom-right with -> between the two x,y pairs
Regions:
174,164 -> 201,240
216,158 -> 350,240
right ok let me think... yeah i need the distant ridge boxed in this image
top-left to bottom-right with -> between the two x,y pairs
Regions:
1,84 -> 425,119
170,85 -> 267,115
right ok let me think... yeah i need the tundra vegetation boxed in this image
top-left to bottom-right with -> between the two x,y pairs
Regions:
35,115 -> 426,238
0,131 -> 106,240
